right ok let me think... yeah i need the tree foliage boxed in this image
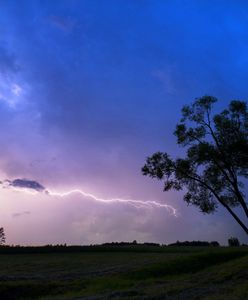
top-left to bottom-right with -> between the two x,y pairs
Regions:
142,96 -> 248,234
0,227 -> 5,245
228,237 -> 240,247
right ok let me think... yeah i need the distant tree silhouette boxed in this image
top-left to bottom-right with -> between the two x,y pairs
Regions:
228,237 -> 240,247
210,241 -> 220,247
142,96 -> 248,234
168,240 -> 219,247
0,227 -> 5,245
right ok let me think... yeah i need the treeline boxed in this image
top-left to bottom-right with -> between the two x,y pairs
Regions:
0,240 -> 224,254
102,241 -> 160,247
168,241 -> 220,247
0,244 -> 163,254
102,240 -> 220,247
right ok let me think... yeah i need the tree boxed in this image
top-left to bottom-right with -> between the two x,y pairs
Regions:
0,227 -> 5,245
142,96 -> 248,234
228,237 -> 240,247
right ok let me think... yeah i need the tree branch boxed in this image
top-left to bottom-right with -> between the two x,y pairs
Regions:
202,110 -> 248,218
179,169 -> 248,235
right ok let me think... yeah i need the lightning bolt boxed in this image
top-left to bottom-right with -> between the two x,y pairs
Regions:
1,180 -> 178,216
47,189 -> 178,216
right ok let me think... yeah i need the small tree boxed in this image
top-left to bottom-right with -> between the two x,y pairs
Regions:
0,227 -> 5,245
210,241 -> 220,247
142,96 -> 248,234
228,237 -> 240,247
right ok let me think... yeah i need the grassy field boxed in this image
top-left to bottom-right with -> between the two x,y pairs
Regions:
0,246 -> 247,299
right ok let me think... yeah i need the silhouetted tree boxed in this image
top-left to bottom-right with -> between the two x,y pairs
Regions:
142,96 -> 248,234
0,227 -> 5,245
210,241 -> 220,247
228,237 -> 240,247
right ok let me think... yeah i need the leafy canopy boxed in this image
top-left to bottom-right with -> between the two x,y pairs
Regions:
142,96 -> 248,234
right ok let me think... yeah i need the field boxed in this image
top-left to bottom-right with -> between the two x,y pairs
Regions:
0,246 -> 248,299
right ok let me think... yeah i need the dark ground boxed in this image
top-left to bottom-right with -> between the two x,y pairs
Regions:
0,245 -> 247,299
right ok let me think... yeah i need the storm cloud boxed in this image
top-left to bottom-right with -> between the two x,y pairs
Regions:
1,179 -> 45,192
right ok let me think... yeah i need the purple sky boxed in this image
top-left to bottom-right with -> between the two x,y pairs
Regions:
0,0 -> 247,245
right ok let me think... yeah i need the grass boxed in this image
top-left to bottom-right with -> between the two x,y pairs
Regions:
0,246 -> 247,299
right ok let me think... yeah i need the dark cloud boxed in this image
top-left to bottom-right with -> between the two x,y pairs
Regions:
3,178 -> 46,192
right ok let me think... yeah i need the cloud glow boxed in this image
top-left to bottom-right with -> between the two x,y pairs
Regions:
0,76 -> 26,108
11,83 -> 22,96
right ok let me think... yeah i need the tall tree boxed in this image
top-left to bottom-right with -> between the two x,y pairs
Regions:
142,96 -> 248,234
0,227 -> 5,245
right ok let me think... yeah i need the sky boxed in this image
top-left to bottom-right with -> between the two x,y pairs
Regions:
0,0 -> 247,245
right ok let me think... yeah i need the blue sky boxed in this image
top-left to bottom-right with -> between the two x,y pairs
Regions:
0,0 -> 247,245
